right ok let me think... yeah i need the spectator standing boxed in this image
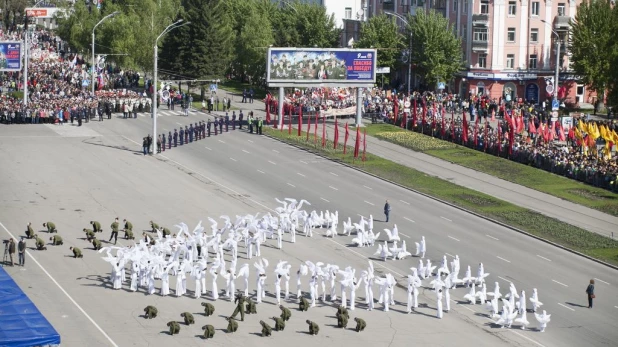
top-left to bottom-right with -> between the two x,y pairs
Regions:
18,238 -> 26,266
586,279 -> 595,308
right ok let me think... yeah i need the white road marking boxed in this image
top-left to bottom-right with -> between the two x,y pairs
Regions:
509,331 -> 547,347
552,279 -> 568,287
400,200 -> 410,205
242,149 -> 250,154
204,146 -> 212,151
594,278 -> 609,285
558,303 -> 575,311
498,276 -> 510,283
297,173 -> 306,177
403,217 -> 415,223
445,253 -> 455,258
257,170 -> 265,174
320,197 -> 330,202
496,256 -> 511,263
400,233 -> 411,239
272,149 -> 279,153
330,172 -> 339,176
329,186 -> 339,191
287,183 -> 296,188
268,160 -> 277,165
536,255 -> 552,262
364,200 -> 375,206
218,139 -> 225,143
447,236 -> 460,242
300,160 -> 308,164
440,216 -> 452,222
485,234 -> 500,241
0,222 -> 120,347
229,157 -> 237,162
363,185 -> 372,190
247,139 -> 254,143
176,122 -> 182,125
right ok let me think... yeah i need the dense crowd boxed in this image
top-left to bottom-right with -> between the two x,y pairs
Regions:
388,92 -> 618,192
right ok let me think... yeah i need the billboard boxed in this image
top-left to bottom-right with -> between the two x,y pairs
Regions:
0,42 -> 22,72
25,8 -> 63,18
267,48 -> 377,87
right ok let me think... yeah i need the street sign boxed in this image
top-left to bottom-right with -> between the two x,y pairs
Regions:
551,99 -> 560,111
404,101 -> 411,108
82,79 -> 89,87
376,67 -> 391,74
552,111 -> 559,119
437,82 -> 445,90
546,85 -> 554,94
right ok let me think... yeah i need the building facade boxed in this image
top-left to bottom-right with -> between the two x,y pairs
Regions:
367,0 -> 595,106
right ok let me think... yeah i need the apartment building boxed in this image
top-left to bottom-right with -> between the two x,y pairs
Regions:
368,0 -> 594,105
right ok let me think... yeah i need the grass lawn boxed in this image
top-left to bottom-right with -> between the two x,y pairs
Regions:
362,123 -> 618,217
264,127 -> 618,266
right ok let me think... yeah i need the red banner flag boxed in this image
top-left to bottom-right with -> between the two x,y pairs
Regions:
288,105 -> 292,135
265,95 -> 271,125
462,111 -> 469,143
393,98 -> 399,125
306,113 -> 311,141
497,121 -> 502,155
440,111 -> 446,138
334,119 -> 339,149
508,120 -> 515,156
322,116 -> 326,148
413,98 -> 418,130
473,122 -> 478,148
354,126 -> 360,158
558,122 -> 566,141
432,102 -> 437,130
344,122 -> 349,155
314,113 -> 318,143
422,100 -> 427,130
362,129 -> 367,161
298,106 -> 303,136
529,118 -> 537,134
402,111 -> 407,130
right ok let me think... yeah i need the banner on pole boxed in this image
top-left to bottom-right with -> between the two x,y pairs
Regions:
0,42 -> 22,71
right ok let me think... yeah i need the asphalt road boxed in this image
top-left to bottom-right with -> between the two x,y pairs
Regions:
0,109 -> 616,347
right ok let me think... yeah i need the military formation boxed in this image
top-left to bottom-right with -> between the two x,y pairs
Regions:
141,293 -> 367,339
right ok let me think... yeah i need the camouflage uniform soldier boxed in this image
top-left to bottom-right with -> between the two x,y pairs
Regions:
202,324 -> 215,339
70,247 -> 83,258
92,237 -> 102,250
354,317 -> 366,332
49,235 -> 63,245
272,316 -> 285,331
91,221 -> 102,233
306,320 -> 319,335
260,320 -> 272,337
167,321 -> 180,335
144,305 -> 158,319
337,311 -> 349,328
226,317 -> 239,333
83,228 -> 96,241
246,297 -> 257,314
336,305 -> 349,320
34,235 -> 47,250
201,302 -> 215,316
279,305 -> 291,321
231,293 -> 246,321
299,296 -> 310,311
109,218 -> 120,245
162,227 -> 171,238
181,312 -> 194,325
43,222 -> 57,233
26,222 -> 34,239
123,219 -> 134,239
150,221 -> 159,233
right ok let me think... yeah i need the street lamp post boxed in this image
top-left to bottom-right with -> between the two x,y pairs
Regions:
540,19 -> 561,103
384,11 -> 411,95
92,11 -> 120,95
23,0 -> 47,107
152,20 -> 190,156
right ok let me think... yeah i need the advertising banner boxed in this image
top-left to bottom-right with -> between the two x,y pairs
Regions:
267,48 -> 376,87
0,42 -> 22,72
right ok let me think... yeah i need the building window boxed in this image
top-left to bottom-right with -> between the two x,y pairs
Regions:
473,27 -> 488,42
462,24 -> 467,40
506,54 -> 515,68
480,0 -> 489,13
463,0 -> 468,13
454,0 -> 458,12
529,54 -> 538,69
508,1 -> 516,15
507,27 -> 516,42
345,7 -> 352,19
530,28 -> 539,42
478,53 -> 487,68
531,1 -> 540,16
557,3 -> 565,16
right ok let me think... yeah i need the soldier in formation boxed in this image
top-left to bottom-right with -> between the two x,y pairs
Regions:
49,235 -> 63,246
354,317 -> 367,332
246,297 -> 257,314
144,305 -> 158,319
260,320 -> 272,337
181,312 -> 194,325
123,219 -> 134,240
201,302 -> 215,316
43,222 -> 57,233
336,305 -> 349,328
92,237 -> 102,250
70,247 -> 83,258
202,324 -> 215,339
167,321 -> 180,335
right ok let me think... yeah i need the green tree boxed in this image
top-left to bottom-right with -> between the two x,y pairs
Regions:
235,10 -> 274,85
569,0 -> 617,109
355,14 -> 404,84
294,2 -> 341,48
406,10 -> 463,88
1,0 -> 27,31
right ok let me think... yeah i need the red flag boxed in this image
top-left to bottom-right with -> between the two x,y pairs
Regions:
567,126 -> 574,140
306,112 -> 311,141
432,102 -> 437,130
265,95 -> 271,125
440,111 -> 446,138
314,112 -> 318,143
508,120 -> 514,156
413,99 -> 418,130
529,118 -> 537,134
334,119 -> 339,149
497,122 -> 502,155
344,122 -> 349,155
322,116 -> 326,148
288,104 -> 292,135
362,129 -> 367,161
354,126 -> 360,158
558,122 -> 566,141
451,117 -> 455,142
298,106 -> 303,136
402,111 -> 407,130
516,113 -> 524,134
422,100 -> 427,130
462,111 -> 469,143
393,99 -> 399,125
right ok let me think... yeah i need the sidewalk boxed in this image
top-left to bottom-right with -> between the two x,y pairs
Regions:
200,87 -> 618,238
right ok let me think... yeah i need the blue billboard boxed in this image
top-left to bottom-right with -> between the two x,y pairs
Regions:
267,48 -> 377,87
0,42 -> 22,72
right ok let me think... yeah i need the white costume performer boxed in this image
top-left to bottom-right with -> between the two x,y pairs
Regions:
407,269 -> 422,313
529,288 -> 543,313
534,310 -> 551,332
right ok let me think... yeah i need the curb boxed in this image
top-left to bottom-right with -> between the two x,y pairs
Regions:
264,132 -> 618,271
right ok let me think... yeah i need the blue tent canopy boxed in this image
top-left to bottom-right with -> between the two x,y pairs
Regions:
0,266 -> 61,347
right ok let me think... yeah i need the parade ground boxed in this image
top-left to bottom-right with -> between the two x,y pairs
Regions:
1,109 -> 617,347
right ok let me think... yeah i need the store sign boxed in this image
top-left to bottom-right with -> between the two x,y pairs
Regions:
464,72 -> 539,80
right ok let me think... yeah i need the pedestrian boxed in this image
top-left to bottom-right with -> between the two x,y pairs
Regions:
225,113 -> 229,132
227,97 -> 231,111
242,89 -> 247,103
147,135 -> 153,154
218,117 -> 223,134
232,111 -> 236,130
257,117 -> 263,135
7,238 -> 15,266
157,135 -> 162,153
239,110 -> 244,130
384,199 -> 391,222
173,129 -> 178,147
18,238 -> 26,266
109,218 -> 119,245
586,279 -> 595,308
161,133 -> 166,152
142,137 -> 148,155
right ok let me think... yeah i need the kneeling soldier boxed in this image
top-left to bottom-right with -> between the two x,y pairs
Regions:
90,220 -> 102,233
202,324 -> 215,339
49,235 -> 63,246
272,316 -> 285,331
337,312 -> 349,328
167,321 -> 180,335
26,222 -> 34,239
83,228 -> 95,241
70,247 -> 83,258
150,221 -> 159,233
34,235 -> 47,250
92,237 -> 102,250
181,312 -> 194,325
279,305 -> 292,321
226,317 -> 238,333
260,320 -> 272,337
144,305 -> 158,319
306,320 -> 319,335
245,297 -> 257,314
354,317 -> 366,332
201,302 -> 215,316
43,222 -> 57,233
299,296 -> 310,311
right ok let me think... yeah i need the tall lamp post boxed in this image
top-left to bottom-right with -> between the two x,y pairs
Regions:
384,11 -> 411,95
540,19 -> 561,104
23,0 -> 47,107
152,20 -> 190,156
92,11 -> 120,95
